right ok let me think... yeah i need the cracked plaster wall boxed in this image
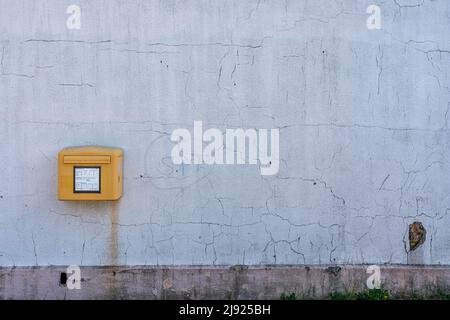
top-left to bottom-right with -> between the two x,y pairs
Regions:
1,0 -> 450,266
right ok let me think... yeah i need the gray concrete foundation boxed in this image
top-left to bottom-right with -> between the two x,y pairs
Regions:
1,265 -> 450,299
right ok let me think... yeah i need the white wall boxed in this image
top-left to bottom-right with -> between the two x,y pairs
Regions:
1,0 -> 450,266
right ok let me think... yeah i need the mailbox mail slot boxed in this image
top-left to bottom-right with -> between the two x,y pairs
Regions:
63,155 -> 111,164
58,146 -> 123,201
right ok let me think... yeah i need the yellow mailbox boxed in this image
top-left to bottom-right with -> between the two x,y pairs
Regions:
58,146 -> 123,201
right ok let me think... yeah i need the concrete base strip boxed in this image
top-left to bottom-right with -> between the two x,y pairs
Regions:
1,265 -> 449,299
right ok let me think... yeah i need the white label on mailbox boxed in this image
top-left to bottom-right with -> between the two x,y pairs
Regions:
74,167 -> 100,192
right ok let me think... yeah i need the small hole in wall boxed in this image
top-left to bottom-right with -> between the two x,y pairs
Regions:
60,272 -> 67,285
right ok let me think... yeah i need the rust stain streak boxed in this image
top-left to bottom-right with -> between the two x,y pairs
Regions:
110,201 -> 119,266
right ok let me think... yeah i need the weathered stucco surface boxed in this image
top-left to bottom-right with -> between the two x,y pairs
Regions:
1,0 -> 450,267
